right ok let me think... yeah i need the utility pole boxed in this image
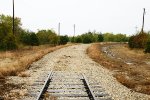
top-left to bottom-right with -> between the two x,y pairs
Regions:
58,22 -> 60,36
141,8 -> 146,33
57,22 -> 60,45
74,24 -> 75,36
13,0 -> 15,35
73,24 -> 75,42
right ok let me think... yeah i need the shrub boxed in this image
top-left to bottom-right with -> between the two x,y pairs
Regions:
59,35 -> 69,45
30,33 -> 39,46
70,37 -> 75,43
81,32 -> 94,43
97,34 -> 104,42
75,36 -> 82,43
19,31 -> 39,46
0,33 -> 18,50
128,32 -> 148,48
37,30 -> 58,45
145,42 -> 150,53
19,32 -> 31,45
128,36 -> 135,48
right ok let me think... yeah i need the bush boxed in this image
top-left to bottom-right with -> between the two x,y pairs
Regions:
70,37 -> 75,43
97,34 -> 104,42
145,42 -> 150,53
59,35 -> 69,45
30,33 -> 39,46
19,31 -> 39,46
82,32 -> 94,43
19,31 -> 30,45
128,32 -> 148,48
75,36 -> 82,43
128,36 -> 135,48
0,33 -> 18,50
37,30 -> 58,45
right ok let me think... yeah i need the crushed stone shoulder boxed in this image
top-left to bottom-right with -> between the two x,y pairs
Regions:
7,44 -> 150,100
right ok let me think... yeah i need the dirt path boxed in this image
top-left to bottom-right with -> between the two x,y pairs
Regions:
4,44 -> 150,100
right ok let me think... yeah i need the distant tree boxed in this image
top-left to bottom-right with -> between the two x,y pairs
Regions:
0,33 -> 18,50
114,34 -> 128,42
59,35 -> 69,45
0,14 -> 22,36
145,41 -> 150,53
75,36 -> 82,43
37,29 -> 58,45
97,34 -> 104,42
81,32 -> 94,43
103,33 -> 115,42
70,37 -> 75,43
128,32 -> 148,48
30,33 -> 39,46
103,33 -> 128,42
19,31 -> 39,46
19,30 -> 31,45
0,14 -> 22,50
128,36 -> 135,48
70,31 -> 128,43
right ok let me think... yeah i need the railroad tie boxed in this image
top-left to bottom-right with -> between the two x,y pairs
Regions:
28,71 -> 112,100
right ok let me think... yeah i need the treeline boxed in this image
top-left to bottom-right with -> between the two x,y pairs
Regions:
128,31 -> 150,53
3,14 -> 149,53
70,31 -> 128,43
0,14 -> 69,50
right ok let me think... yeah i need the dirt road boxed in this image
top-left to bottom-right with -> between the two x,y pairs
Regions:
4,44 -> 150,100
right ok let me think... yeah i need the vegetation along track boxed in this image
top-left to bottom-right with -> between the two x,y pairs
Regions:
28,71 -> 112,100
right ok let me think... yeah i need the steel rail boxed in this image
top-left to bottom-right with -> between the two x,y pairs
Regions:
82,74 -> 97,100
36,71 -> 53,100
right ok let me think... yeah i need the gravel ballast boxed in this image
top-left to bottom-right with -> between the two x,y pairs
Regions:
6,44 -> 150,100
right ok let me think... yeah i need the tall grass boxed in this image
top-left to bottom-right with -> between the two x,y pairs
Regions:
87,43 -> 150,95
0,44 -> 72,78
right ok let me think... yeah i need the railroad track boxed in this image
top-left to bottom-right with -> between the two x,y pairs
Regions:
28,71 -> 112,100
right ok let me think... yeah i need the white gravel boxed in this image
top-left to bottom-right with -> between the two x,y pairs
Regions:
6,44 -> 150,100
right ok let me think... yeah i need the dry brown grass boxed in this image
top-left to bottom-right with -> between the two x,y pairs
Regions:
44,93 -> 57,100
0,44 -> 73,78
17,71 -> 30,77
87,43 -> 150,95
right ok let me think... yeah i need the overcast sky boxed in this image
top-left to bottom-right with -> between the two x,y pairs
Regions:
0,0 -> 150,36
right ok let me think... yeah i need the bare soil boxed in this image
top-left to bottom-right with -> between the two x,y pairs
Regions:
87,43 -> 150,95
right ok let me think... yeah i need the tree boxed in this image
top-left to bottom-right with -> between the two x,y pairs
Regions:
81,32 -> 95,43
30,33 -> 39,46
0,14 -> 22,36
145,41 -> 150,53
0,14 -> 22,50
59,35 -> 69,45
128,32 -> 148,48
75,36 -> 82,43
0,33 -> 18,50
19,30 -> 31,45
97,34 -> 104,42
114,34 -> 128,42
37,29 -> 58,45
103,33 -> 114,42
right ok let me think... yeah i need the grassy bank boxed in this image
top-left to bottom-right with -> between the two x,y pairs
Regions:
87,43 -> 150,95
0,44 -> 73,78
